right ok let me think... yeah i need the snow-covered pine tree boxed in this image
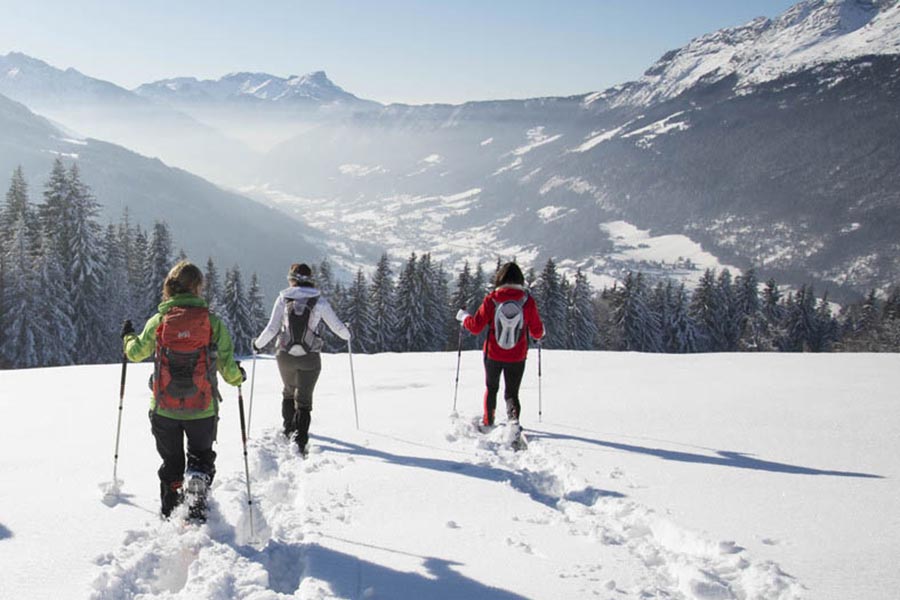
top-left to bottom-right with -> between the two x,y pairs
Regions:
39,159 -> 72,263
567,268 -> 597,350
533,258 -> 567,349
449,261 -> 473,350
467,262 -> 489,349
416,253 -> 448,351
34,230 -> 75,366
222,265 -> 252,356
670,282 -> 700,353
143,221 -> 173,320
327,280 -> 348,353
689,269 -> 719,352
0,185 -> 40,368
247,273 -> 267,346
395,253 -> 425,352
716,269 -> 743,352
66,164 -> 106,364
782,285 -> 818,352
734,268 -> 762,350
316,258 -> 335,298
204,257 -> 222,313
345,268 -> 374,354
809,292 -> 838,352
101,223 -> 130,361
615,272 -> 662,352
369,253 -> 397,353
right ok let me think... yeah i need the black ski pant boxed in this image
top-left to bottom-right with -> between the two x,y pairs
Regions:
150,412 -> 217,516
276,351 -> 322,449
483,356 -> 526,426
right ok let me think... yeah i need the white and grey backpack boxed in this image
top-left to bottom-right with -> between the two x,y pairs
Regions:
492,293 -> 528,350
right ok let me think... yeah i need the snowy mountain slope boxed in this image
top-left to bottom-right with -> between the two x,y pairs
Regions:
1,352 -> 898,599
0,52 -> 259,185
0,90 -> 328,297
593,0 -> 900,109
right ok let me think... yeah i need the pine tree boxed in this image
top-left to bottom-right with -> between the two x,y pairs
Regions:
615,272 -> 662,352
0,207 -> 40,367
449,261 -> 473,350
395,253 -> 425,352
345,268 -> 374,353
128,226 -> 150,315
369,253 -> 397,353
567,268 -> 597,350
533,258 -> 567,349
782,285 -> 818,352
670,283 -> 700,353
66,164 -> 106,363
689,269 -> 719,352
101,223 -> 130,361
222,265 -> 252,355
143,221 -> 173,319
468,262 -> 489,349
247,272 -> 267,345
204,257 -> 222,312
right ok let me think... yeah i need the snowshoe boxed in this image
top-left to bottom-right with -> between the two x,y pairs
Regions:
183,471 -> 210,524
506,420 -> 528,452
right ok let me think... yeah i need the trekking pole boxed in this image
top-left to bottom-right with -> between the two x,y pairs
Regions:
105,355 -> 128,500
451,326 -> 463,415
247,350 -> 258,437
237,385 -> 255,540
348,338 -> 360,429
537,340 -> 543,423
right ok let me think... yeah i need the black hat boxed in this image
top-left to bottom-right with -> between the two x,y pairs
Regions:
288,263 -> 313,283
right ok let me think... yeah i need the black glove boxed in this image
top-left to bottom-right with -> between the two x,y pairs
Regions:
120,319 -> 135,339
237,361 -> 247,382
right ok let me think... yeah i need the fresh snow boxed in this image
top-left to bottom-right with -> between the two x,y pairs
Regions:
1,351 -> 898,599
609,0 -> 900,108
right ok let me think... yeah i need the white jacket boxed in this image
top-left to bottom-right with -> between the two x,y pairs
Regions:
255,286 -> 351,355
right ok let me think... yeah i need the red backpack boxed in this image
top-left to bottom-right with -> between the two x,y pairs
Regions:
153,306 -> 218,414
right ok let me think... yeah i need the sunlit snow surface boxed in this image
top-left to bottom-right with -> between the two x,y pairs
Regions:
1,351 -> 898,599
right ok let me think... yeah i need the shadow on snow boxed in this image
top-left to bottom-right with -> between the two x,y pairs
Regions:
0,523 -> 12,540
241,537 -> 531,600
313,434 -> 625,508
528,429 -> 884,479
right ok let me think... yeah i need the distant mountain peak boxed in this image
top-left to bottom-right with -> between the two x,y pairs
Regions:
595,0 -> 900,108
135,69 -> 378,108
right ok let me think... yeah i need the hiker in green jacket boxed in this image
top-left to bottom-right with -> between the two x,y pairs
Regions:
122,260 -> 245,520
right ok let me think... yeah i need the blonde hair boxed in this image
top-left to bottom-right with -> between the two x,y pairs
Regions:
162,260 -> 203,300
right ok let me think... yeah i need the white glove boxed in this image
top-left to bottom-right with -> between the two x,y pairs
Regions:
456,309 -> 470,322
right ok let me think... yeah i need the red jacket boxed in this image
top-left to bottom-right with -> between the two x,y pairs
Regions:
463,285 -> 544,362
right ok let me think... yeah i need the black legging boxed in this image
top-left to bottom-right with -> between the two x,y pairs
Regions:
482,356 -> 526,426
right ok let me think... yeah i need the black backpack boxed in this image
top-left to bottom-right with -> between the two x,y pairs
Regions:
281,296 -> 323,354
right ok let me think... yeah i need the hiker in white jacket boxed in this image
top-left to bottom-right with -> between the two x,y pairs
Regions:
253,263 -> 350,455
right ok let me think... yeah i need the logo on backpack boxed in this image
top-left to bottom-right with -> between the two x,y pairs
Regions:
493,294 -> 528,350
153,306 -> 218,414
282,296 -> 324,355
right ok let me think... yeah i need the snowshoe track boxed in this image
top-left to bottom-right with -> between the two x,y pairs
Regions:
447,413 -> 806,599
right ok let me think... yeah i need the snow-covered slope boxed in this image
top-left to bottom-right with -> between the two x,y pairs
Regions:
597,0 -> 900,108
1,352 -> 898,599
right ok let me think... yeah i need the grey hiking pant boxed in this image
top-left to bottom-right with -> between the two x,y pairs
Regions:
276,351 -> 321,442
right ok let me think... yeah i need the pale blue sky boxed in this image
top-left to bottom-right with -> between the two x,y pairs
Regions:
0,0 -> 798,104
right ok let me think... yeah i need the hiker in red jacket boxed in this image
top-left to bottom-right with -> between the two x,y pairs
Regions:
457,262 -> 544,428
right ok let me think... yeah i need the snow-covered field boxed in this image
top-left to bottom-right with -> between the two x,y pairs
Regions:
1,351 -> 898,600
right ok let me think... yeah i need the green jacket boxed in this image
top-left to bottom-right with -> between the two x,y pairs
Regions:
123,294 -> 244,420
